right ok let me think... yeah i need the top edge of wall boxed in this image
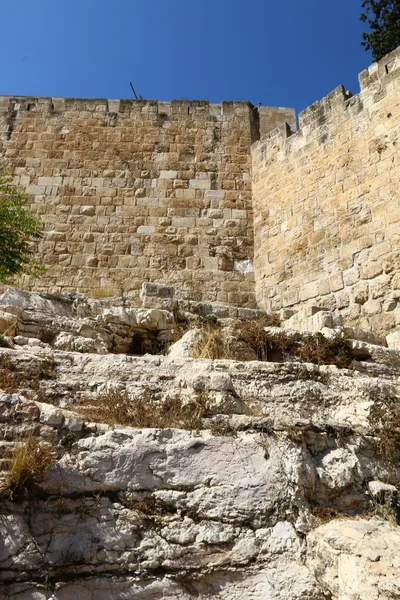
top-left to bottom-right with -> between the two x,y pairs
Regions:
252,46 -> 400,153
0,96 -> 286,117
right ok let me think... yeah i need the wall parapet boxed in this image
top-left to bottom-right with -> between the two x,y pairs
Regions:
253,46 -> 400,165
0,95 -> 292,127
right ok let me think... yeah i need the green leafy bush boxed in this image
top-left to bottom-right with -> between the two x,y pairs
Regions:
0,175 -> 43,282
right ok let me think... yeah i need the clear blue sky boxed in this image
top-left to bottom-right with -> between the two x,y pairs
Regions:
1,0 -> 370,114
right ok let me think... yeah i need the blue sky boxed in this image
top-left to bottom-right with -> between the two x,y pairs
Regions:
1,0 -> 370,114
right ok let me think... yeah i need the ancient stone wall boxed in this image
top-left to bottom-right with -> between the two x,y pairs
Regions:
0,97 -> 293,306
252,47 -> 400,333
1,51 -> 399,330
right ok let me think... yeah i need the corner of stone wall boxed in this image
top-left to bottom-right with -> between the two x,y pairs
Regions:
358,46 -> 400,91
253,48 -> 400,176
251,48 -> 400,335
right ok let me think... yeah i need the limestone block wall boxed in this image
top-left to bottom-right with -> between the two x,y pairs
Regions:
0,97 -> 293,305
258,106 -> 296,137
252,48 -> 400,333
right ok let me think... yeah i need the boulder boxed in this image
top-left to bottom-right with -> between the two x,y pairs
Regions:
387,330 -> 400,350
307,519 -> 400,600
136,308 -> 175,331
52,332 -> 108,354
167,329 -> 201,358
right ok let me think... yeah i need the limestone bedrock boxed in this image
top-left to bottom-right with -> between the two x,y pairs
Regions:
0,285 -> 400,598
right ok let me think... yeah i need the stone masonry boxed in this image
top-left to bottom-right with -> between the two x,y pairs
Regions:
252,47 -> 400,333
0,49 -> 399,333
0,98 -> 293,307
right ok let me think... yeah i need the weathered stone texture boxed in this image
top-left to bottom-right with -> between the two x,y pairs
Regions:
252,47 -> 400,333
0,98 -> 292,306
258,105 -> 296,137
1,51 -> 400,335
1,287 -> 400,598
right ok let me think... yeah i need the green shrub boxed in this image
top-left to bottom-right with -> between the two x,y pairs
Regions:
0,174 -> 43,283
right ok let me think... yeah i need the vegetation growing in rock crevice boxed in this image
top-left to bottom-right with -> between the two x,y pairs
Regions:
265,331 -> 353,368
2,437 -> 56,500
76,388 -> 210,430
193,317 -> 353,368
369,396 -> 400,465
0,355 -> 56,401
192,319 -> 231,360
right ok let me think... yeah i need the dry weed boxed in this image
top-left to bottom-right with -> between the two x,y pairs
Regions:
295,333 -> 353,368
0,357 -> 21,393
130,496 -> 176,518
76,388 -> 209,431
0,355 -> 56,399
192,321 -> 232,360
233,326 -> 353,367
2,437 -> 56,499
369,398 -> 400,466
209,417 -> 237,437
232,316 -> 280,360
362,501 -> 399,527
310,506 -> 351,526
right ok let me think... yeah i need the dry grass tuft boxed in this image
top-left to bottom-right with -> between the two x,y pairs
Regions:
191,317 -> 352,366
192,320 -> 232,360
76,388 -> 209,431
0,357 -> 21,394
2,437 -> 56,500
294,333 -> 353,368
369,398 -> 400,466
310,506 -> 351,526
233,327 -> 353,367
209,417 -> 237,437
232,316 -> 280,360
130,496 -> 176,518
362,501 -> 399,527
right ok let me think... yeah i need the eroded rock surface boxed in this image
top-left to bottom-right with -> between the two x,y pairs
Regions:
307,519 -> 400,599
0,288 -> 400,599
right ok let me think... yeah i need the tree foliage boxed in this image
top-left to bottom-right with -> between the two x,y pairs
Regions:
360,0 -> 400,62
0,175 -> 43,283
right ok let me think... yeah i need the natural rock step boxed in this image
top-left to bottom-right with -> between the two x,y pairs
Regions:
0,426 -> 38,443
0,441 -> 14,457
0,458 -> 11,472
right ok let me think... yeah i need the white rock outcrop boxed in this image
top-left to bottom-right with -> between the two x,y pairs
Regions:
0,288 -> 400,599
307,519 -> 400,599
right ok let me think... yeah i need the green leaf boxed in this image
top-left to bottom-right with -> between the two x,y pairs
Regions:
0,174 -> 44,283
360,0 -> 400,62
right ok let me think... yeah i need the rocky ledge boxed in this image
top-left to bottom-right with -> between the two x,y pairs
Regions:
0,288 -> 399,599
